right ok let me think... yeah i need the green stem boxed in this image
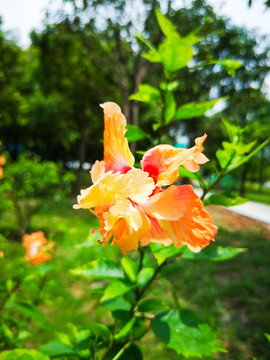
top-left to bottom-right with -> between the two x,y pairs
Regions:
135,260 -> 167,308
201,154 -> 235,201
103,255 -> 167,359
138,247 -> 144,273
111,341 -> 132,360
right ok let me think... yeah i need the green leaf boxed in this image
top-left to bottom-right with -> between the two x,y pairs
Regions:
142,49 -> 162,63
265,333 -> 270,342
126,125 -> 148,142
151,310 -> 225,357
182,245 -> 246,262
175,97 -> 226,120
150,243 -> 183,265
0,349 -> 50,360
14,302 -> 48,328
159,80 -> 180,92
101,280 -> 134,303
129,84 -> 161,103
114,317 -> 136,340
70,258 -> 124,280
2,323 -> 14,340
137,267 -> 155,288
84,323 -> 111,340
40,342 -> 76,357
102,296 -> 132,312
216,148 -> 233,169
164,92 -> 176,123
138,298 -> 169,313
222,119 -> 242,143
227,137 -> 270,172
155,9 -> 177,38
121,257 -> 137,283
158,33 -> 193,72
212,59 -> 243,76
135,33 -> 161,63
178,166 -> 202,182
204,192 -> 248,207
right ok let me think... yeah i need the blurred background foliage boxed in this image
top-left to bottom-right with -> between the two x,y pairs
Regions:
0,0 -> 269,194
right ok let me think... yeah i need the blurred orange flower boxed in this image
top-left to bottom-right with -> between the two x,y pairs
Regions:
0,141 -> 5,178
74,102 -> 217,255
22,231 -> 54,265
0,251 -> 4,258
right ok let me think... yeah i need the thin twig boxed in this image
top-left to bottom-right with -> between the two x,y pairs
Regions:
111,341 -> 132,360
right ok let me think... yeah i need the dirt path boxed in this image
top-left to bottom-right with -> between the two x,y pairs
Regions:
207,205 -> 270,238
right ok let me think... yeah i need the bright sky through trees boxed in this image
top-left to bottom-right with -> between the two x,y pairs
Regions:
1,0 -> 270,48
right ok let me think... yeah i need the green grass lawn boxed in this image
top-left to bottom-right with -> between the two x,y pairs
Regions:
1,198 -> 270,359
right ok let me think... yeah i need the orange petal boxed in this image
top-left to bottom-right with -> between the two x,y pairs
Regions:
141,185 -> 186,220
0,156 -> 5,166
90,160 -> 106,183
141,134 -> 209,186
101,102 -> 134,174
74,168 -> 155,209
103,200 -> 151,254
141,216 -> 172,247
158,185 -> 217,252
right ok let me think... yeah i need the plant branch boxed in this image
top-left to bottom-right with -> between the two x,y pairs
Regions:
111,340 -> 133,360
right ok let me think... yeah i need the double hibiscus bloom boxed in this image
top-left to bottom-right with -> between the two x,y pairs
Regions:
74,102 -> 217,254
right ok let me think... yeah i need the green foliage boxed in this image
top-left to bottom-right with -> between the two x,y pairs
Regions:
120,257 -> 137,283
210,59 -> 243,76
178,166 -> 202,182
0,349 -> 49,360
101,280 -> 134,303
14,301 -> 49,328
126,125 -> 148,142
0,153 -> 75,234
71,258 -> 124,279
138,298 -> 169,313
150,243 -> 183,265
174,98 -> 226,120
129,84 -> 161,103
204,192 -> 248,206
181,246 -> 247,262
151,309 -> 225,357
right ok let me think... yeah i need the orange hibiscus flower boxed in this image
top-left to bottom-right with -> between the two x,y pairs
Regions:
22,231 -> 54,265
74,102 -> 217,254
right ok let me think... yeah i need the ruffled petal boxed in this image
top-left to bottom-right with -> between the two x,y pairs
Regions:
90,160 -> 106,183
101,102 -> 135,174
103,199 -> 151,254
157,185 -> 217,252
141,134 -> 209,186
74,168 -> 155,209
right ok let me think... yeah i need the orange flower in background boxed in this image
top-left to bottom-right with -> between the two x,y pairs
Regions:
0,141 -> 5,178
74,102 -> 217,255
22,231 -> 54,265
0,251 -> 4,258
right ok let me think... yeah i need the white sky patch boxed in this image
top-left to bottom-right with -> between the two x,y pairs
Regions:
0,0 -> 67,47
1,0 -> 270,47
205,99 -> 228,117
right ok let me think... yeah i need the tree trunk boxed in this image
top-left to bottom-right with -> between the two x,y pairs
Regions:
258,153 -> 264,193
239,162 -> 249,197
